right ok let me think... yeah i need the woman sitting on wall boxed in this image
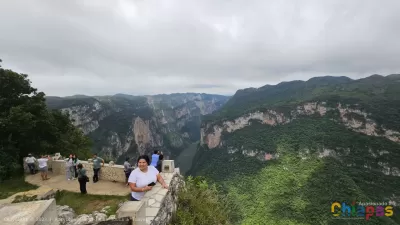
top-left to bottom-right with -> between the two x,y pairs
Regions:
128,155 -> 169,201
77,163 -> 88,194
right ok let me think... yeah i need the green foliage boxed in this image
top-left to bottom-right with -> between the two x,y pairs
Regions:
55,190 -> 128,215
169,176 -> 232,225
0,176 -> 38,199
204,75 -> 400,131
12,194 -> 38,203
190,117 -> 400,224
0,66 -> 92,180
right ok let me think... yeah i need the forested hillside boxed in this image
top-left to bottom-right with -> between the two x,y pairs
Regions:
0,62 -> 92,181
45,93 -> 229,163
189,74 -> 400,225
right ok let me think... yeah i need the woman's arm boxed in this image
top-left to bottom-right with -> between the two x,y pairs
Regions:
129,183 -> 152,192
157,174 -> 168,189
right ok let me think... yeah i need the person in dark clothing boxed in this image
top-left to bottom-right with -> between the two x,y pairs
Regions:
156,152 -> 164,172
124,157 -> 133,186
72,155 -> 79,179
77,163 -> 87,194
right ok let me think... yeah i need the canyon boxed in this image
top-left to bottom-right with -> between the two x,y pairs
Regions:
46,93 -> 229,163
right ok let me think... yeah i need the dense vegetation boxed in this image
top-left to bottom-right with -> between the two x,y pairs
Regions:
46,92 -> 229,163
170,176 -> 233,225
190,118 -> 400,224
204,74 -> 400,131
189,75 -> 400,224
0,62 -> 92,181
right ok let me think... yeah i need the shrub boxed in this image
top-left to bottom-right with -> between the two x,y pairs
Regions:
169,176 -> 232,225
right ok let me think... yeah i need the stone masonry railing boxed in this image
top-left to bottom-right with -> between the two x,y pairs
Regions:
23,157 -> 127,183
23,155 -> 183,225
117,168 -> 184,225
52,160 -> 127,183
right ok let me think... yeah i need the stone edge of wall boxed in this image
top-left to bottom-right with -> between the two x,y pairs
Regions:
23,158 -> 127,183
149,172 -> 185,225
116,170 -> 184,225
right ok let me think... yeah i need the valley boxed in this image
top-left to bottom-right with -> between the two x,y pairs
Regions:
188,74 -> 400,224
45,74 -> 400,224
45,93 -> 229,164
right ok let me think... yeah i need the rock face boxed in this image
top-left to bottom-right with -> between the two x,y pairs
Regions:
57,205 -> 76,225
46,93 -> 229,162
201,101 -> 400,149
150,173 -> 185,225
133,117 -> 163,155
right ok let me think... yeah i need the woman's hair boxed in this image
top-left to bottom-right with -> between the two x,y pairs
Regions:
137,155 -> 150,165
125,157 -> 130,161
159,154 -> 164,160
77,163 -> 83,169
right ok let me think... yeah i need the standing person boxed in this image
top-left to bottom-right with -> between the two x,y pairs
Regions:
37,155 -> 51,181
72,155 -> 79,179
150,150 -> 159,167
124,157 -> 133,186
156,152 -> 164,172
25,154 -> 37,174
92,153 -> 104,183
128,155 -> 168,201
65,154 -> 74,180
77,163 -> 88,194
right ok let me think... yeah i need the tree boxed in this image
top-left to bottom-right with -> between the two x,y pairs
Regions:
0,64 -> 92,180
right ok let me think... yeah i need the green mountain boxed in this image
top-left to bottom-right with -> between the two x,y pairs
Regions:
188,74 -> 400,224
45,93 -> 229,163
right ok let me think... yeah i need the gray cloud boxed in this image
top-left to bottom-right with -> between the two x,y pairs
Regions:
1,0 -> 400,96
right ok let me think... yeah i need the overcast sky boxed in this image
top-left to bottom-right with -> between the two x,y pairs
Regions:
1,0 -> 400,97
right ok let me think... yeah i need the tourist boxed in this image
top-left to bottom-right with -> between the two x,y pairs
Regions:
150,150 -> 159,167
38,155 -> 51,180
77,163 -> 88,194
65,154 -> 75,180
25,153 -> 37,174
124,157 -> 133,186
156,152 -> 164,172
92,153 -> 104,183
128,155 -> 169,201
72,154 -> 80,179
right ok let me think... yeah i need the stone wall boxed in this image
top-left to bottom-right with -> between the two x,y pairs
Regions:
116,168 -> 184,225
51,160 -> 126,183
147,172 -> 184,225
0,199 -> 59,225
23,157 -> 55,172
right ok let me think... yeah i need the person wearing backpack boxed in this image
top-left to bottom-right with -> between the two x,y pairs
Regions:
77,163 -> 88,194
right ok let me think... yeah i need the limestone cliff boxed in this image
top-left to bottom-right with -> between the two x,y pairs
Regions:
201,101 -> 400,149
46,93 -> 229,162
133,117 -> 163,155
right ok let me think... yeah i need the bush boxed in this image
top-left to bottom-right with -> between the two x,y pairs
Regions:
169,176 -> 232,225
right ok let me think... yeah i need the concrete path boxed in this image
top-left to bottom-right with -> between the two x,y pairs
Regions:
25,172 -> 130,196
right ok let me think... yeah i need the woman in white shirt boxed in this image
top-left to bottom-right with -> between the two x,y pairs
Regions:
128,155 -> 169,201
37,155 -> 51,180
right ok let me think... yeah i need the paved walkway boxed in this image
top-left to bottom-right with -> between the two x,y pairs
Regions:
25,172 -> 130,196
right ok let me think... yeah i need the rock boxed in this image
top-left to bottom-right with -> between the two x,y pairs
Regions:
118,201 -> 127,208
109,161 -> 115,166
72,214 -> 94,225
59,211 -> 75,225
57,205 -> 76,225
107,215 -> 116,220
93,212 -> 107,222
100,206 -> 111,213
